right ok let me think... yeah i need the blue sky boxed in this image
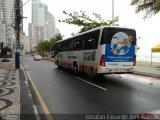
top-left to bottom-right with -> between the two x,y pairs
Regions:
23,0 -> 160,56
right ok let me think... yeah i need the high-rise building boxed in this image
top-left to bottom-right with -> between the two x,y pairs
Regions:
2,0 -> 15,48
28,23 -> 35,51
30,0 -> 56,48
0,21 -> 6,44
32,0 -> 48,43
0,0 -> 6,44
0,0 -> 3,20
20,33 -> 30,54
47,12 -> 55,40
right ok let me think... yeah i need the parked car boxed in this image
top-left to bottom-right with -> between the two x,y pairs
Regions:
34,55 -> 42,61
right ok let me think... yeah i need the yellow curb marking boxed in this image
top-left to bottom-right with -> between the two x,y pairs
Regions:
23,64 -> 53,120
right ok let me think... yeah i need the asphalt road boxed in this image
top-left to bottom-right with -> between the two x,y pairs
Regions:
22,57 -> 160,118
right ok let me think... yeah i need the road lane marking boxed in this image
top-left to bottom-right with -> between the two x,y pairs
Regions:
75,77 -> 108,91
55,69 -> 63,73
22,63 -> 53,120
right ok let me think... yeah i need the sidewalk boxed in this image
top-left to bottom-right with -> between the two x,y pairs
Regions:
0,58 -> 36,120
134,66 -> 160,78
134,61 -> 160,78
0,58 -> 20,120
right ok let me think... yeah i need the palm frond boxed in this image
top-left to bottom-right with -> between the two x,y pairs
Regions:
131,0 -> 142,5
131,0 -> 160,18
135,1 -> 155,13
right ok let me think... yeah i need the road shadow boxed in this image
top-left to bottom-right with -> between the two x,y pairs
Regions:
54,67 -> 133,90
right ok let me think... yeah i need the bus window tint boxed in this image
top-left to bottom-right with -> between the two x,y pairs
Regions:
58,42 -> 63,52
60,42 -> 63,51
69,39 -> 74,50
84,33 -> 92,49
74,37 -> 83,50
101,28 -> 136,45
63,40 -> 69,51
84,30 -> 100,50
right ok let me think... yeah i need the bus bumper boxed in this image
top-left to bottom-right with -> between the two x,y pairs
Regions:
97,66 -> 135,74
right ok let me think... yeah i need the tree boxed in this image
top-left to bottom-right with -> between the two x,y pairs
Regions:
59,11 -> 119,33
35,33 -> 64,53
54,33 -> 64,41
1,46 -> 12,62
49,33 -> 64,51
131,0 -> 160,18
1,46 -> 12,58
36,41 -> 51,53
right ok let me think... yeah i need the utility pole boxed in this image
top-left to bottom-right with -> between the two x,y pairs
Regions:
112,0 -> 114,26
14,0 -> 22,69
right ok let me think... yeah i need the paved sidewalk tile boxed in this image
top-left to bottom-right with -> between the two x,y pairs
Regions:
0,59 -> 15,69
0,69 -> 20,120
0,59 -> 19,119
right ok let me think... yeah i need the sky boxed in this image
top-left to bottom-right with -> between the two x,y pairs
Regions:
22,0 -> 160,56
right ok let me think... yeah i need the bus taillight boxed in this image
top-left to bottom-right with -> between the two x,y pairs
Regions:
133,55 -> 136,66
100,55 -> 106,67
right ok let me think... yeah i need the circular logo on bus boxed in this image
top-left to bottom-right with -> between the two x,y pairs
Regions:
111,32 -> 131,55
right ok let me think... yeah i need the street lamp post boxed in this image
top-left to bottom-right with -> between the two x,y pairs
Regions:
112,0 -> 114,26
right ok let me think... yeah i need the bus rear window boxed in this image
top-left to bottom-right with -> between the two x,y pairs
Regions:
101,28 -> 136,45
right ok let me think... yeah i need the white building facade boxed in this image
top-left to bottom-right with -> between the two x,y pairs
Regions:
28,23 -> 35,51
32,0 -> 48,43
30,0 -> 56,49
47,12 -> 55,40
2,0 -> 15,48
20,33 -> 30,54
0,21 -> 6,44
0,0 -> 6,44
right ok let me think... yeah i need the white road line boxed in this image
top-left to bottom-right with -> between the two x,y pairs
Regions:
75,77 -> 108,91
55,69 -> 63,73
22,63 -> 53,120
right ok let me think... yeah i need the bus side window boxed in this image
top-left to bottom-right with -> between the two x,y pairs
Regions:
69,39 -> 73,51
54,44 -> 57,53
92,30 -> 100,49
58,42 -> 63,52
84,30 -> 99,50
74,37 -> 83,50
61,42 -> 65,51
73,38 -> 76,50
63,41 -> 68,51
57,43 -> 60,52
84,33 -> 92,50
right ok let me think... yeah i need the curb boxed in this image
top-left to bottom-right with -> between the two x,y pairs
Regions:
21,63 -> 53,120
20,65 -> 39,120
134,71 -> 160,78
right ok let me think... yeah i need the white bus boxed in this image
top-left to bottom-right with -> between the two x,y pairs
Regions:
53,26 -> 137,78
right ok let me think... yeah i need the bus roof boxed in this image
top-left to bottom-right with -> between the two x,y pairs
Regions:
56,26 -> 135,43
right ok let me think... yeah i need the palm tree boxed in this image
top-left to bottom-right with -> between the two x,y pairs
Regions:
131,0 -> 160,18
54,33 -> 64,41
